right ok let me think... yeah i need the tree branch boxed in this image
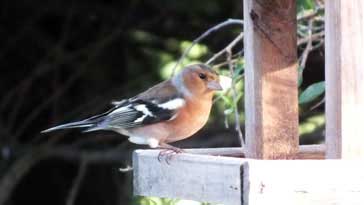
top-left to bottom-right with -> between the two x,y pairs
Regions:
205,32 -> 243,65
171,19 -> 243,76
299,19 -> 314,69
226,48 -> 245,147
66,160 -> 88,205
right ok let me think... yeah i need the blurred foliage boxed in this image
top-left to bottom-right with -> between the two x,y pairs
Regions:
215,59 -> 245,127
297,0 -> 315,12
133,196 -> 215,205
133,196 -> 179,205
159,41 -> 208,79
299,113 -> 325,137
296,0 -> 325,112
299,81 -> 325,104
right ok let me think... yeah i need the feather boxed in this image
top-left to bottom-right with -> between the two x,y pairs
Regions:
42,79 -> 186,134
41,120 -> 95,133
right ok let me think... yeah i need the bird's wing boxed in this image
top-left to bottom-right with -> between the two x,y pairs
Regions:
113,80 -> 181,105
105,80 -> 185,129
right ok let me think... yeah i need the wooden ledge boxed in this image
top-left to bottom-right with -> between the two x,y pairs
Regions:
133,145 -> 364,205
137,144 -> 325,159
133,148 -> 245,205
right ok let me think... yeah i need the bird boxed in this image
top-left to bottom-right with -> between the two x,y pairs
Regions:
41,64 -> 232,154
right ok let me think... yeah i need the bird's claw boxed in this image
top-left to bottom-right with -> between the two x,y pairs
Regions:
157,148 -> 184,164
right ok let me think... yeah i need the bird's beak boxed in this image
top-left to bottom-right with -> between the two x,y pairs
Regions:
207,75 -> 232,91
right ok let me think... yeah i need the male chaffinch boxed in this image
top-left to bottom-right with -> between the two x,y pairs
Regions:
42,64 -> 232,153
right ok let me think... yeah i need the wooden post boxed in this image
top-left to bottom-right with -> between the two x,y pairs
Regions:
244,0 -> 299,159
325,0 -> 364,159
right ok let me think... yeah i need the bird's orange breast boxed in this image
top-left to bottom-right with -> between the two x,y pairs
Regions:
163,99 -> 212,143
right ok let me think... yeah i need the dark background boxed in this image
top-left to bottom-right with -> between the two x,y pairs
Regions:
0,0 -> 324,205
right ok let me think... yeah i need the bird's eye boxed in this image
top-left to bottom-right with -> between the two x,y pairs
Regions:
198,73 -> 206,79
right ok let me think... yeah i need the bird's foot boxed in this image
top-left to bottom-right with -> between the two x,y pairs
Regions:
157,145 -> 184,164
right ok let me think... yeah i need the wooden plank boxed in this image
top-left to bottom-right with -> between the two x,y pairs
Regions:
133,144 -> 325,203
134,149 -> 363,205
133,150 -> 245,205
296,144 -> 325,159
183,144 -> 325,159
244,0 -> 299,159
244,160 -> 364,205
325,0 -> 364,159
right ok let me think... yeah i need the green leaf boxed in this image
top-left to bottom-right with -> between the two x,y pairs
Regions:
234,62 -> 244,76
298,65 -> 304,87
299,81 -> 325,104
304,0 -> 314,9
233,67 -> 243,79
297,0 -> 314,12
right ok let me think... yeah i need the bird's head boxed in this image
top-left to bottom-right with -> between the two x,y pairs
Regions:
173,64 -> 232,99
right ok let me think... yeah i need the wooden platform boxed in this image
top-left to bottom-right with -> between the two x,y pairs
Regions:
133,145 -> 364,205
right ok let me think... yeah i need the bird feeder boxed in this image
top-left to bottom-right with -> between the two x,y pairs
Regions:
133,1 -> 364,204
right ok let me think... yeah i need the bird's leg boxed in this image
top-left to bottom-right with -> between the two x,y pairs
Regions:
157,142 -> 185,164
158,142 -> 184,152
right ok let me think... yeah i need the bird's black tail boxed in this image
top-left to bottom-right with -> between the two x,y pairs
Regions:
41,114 -> 108,133
40,120 -> 94,133
41,105 -> 119,134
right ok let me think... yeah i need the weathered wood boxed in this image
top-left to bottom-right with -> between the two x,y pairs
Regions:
133,150 -> 245,205
182,144 -> 325,159
325,0 -> 364,159
133,149 -> 364,205
295,144 -> 325,159
244,160 -> 364,205
244,0 -> 299,159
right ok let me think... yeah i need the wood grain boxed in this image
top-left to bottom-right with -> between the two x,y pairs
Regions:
244,160 -> 364,205
133,148 -> 363,205
244,0 -> 299,159
325,0 -> 364,159
175,144 -> 325,159
133,149 -> 245,205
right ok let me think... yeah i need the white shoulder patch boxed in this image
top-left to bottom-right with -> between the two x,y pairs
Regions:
134,104 -> 154,116
158,98 -> 185,110
134,115 -> 147,123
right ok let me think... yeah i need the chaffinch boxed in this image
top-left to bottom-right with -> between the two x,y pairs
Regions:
42,64 -> 231,153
